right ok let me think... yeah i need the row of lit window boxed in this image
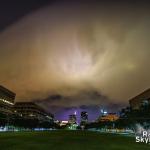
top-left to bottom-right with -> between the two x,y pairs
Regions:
0,98 -> 14,105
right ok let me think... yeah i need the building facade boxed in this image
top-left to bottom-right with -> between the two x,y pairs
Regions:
0,85 -> 16,115
14,102 -> 54,122
129,88 -> 150,110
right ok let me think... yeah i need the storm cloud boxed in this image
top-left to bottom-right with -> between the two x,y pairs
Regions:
0,1 -> 150,114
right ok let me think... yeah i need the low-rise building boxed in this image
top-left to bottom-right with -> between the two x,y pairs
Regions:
99,113 -> 119,122
60,121 -> 68,126
14,102 -> 54,122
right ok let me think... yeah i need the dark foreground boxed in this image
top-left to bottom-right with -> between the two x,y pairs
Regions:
0,130 -> 149,150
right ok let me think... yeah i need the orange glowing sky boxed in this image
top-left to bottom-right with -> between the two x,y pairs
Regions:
0,1 -> 150,109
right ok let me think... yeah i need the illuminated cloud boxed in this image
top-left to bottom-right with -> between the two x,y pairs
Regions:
0,1 -> 150,110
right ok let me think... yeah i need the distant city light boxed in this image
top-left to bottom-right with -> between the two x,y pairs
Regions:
100,109 -> 107,115
74,111 -> 77,115
101,109 -> 104,113
104,111 -> 107,115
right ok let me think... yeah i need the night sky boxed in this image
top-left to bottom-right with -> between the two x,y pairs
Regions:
0,0 -> 150,121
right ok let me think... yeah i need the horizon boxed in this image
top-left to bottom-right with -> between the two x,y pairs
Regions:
0,0 -> 150,121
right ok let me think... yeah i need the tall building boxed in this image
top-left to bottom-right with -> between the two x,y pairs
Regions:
14,102 -> 54,122
68,114 -> 76,124
81,111 -> 88,123
0,85 -> 16,115
129,88 -> 150,110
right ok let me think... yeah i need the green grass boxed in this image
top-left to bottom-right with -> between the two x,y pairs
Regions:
0,130 -> 149,150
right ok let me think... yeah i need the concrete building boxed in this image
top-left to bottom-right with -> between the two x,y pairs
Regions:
0,85 -> 16,115
14,102 -> 53,122
129,88 -> 150,110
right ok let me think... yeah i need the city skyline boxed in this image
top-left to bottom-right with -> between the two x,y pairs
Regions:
0,1 -> 150,120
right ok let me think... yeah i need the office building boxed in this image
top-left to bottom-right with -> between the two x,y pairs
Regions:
14,102 -> 53,122
0,85 -> 16,115
129,88 -> 150,110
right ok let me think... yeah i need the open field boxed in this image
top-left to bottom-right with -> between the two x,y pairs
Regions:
0,130 -> 149,150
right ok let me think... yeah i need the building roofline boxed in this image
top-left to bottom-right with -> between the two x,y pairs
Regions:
129,88 -> 150,102
0,85 -> 16,96
14,101 -> 53,117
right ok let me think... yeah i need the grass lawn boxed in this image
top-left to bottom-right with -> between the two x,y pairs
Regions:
0,130 -> 149,150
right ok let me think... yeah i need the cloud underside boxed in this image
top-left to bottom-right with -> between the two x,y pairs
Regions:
0,1 -> 150,109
